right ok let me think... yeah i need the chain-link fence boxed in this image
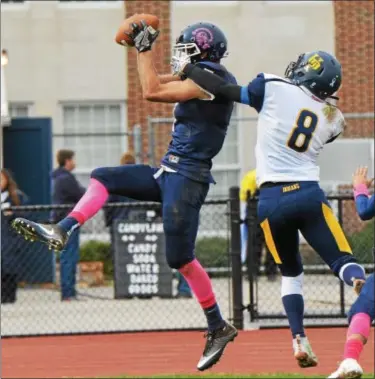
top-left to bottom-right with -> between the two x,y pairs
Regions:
243,194 -> 374,324
2,191 -> 374,337
1,199 -> 233,337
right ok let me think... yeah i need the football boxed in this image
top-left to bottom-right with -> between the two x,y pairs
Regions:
115,13 -> 160,47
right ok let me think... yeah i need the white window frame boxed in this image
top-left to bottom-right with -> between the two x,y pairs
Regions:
58,101 -> 127,178
8,102 -> 34,118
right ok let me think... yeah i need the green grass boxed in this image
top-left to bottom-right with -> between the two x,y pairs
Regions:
111,374 -> 374,379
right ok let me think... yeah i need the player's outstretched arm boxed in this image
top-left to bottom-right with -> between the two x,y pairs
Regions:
182,63 -> 242,102
352,166 -> 375,221
159,74 -> 182,84
181,63 -> 265,112
137,51 -> 212,103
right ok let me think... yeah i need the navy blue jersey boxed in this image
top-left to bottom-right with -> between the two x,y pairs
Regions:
161,61 -> 237,183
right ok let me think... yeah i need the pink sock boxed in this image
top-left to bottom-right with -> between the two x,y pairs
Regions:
68,178 -> 109,225
343,312 -> 371,360
179,258 -> 216,309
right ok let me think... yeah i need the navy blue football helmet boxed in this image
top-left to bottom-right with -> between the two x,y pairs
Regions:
172,22 -> 228,64
285,51 -> 342,100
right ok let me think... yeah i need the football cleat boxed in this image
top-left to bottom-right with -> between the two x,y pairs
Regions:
293,334 -> 318,368
12,218 -> 69,252
197,321 -> 238,371
328,358 -> 363,379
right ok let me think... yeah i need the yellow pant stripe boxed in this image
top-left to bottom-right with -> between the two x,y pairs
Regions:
260,219 -> 282,264
322,203 -> 352,254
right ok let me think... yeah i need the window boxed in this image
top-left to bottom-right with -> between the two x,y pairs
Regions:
58,102 -> 126,186
210,104 -> 240,198
8,103 -> 31,118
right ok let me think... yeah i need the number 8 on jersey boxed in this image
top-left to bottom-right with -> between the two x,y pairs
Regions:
287,109 -> 318,153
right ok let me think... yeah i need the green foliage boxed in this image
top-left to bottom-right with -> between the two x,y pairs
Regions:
79,240 -> 113,277
348,220 -> 374,263
195,237 -> 229,268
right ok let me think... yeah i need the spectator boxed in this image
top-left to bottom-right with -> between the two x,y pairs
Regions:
1,169 -> 28,304
240,169 -> 278,281
51,149 -> 85,301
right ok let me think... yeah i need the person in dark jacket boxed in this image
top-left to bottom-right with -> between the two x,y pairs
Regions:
1,169 -> 29,304
51,150 -> 85,301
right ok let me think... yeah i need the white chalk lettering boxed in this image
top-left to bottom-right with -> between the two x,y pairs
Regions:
127,244 -> 157,254
118,223 -> 164,234
133,254 -> 156,264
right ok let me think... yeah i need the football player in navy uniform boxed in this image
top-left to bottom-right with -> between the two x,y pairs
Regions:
329,166 -> 374,379
174,51 -> 368,369
12,22 -> 237,371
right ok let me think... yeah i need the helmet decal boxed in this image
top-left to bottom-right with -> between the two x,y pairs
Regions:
192,28 -> 214,50
307,53 -> 324,71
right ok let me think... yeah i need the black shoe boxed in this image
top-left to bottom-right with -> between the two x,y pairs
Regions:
12,218 -> 68,252
197,321 -> 238,371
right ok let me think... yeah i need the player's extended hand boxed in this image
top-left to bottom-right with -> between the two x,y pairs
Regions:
126,21 -> 159,53
352,166 -> 374,189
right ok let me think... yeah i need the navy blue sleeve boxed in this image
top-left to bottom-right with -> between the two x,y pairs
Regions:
355,194 -> 375,221
240,73 -> 266,113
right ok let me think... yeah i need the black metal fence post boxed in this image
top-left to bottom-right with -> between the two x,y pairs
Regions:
246,197 -> 258,322
229,186 -> 243,330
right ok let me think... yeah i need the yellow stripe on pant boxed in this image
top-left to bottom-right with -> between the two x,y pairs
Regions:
260,219 -> 282,264
321,203 -> 352,254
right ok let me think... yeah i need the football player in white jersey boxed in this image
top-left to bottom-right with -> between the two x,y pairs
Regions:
173,51 -> 367,369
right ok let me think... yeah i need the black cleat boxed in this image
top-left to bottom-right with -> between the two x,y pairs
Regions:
197,321 -> 238,371
12,218 -> 69,252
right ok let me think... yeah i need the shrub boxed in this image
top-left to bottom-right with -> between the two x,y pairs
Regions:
195,237 -> 229,268
79,240 -> 113,278
348,220 -> 374,263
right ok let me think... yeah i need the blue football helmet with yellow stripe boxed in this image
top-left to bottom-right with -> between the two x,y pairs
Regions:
285,51 -> 342,100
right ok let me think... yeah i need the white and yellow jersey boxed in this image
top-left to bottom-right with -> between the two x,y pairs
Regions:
240,73 -> 345,187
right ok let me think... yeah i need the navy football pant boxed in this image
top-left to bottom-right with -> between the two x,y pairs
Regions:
91,165 -> 209,269
257,181 -> 357,277
348,273 -> 375,322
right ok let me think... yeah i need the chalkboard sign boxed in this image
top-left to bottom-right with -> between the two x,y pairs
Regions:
113,219 -> 173,299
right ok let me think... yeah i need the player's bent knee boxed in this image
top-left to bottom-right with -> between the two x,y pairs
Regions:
281,273 -> 304,297
165,250 -> 194,269
330,254 -> 358,276
90,167 -> 111,187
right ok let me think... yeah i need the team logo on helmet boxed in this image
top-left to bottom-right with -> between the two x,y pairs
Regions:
192,28 -> 214,50
307,53 -> 324,70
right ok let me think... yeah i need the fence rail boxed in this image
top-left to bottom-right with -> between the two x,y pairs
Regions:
1,191 -> 373,337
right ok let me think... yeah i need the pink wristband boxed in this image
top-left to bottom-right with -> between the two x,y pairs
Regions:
353,183 -> 369,198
